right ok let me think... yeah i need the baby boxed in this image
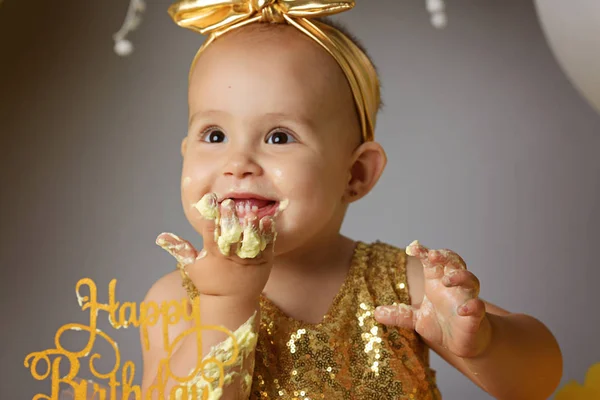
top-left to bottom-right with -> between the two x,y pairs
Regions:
141,1 -> 562,399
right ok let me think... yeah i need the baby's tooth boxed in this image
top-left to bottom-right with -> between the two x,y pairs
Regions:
251,206 -> 258,212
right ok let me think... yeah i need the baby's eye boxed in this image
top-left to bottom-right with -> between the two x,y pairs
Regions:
266,129 -> 296,145
201,127 -> 227,143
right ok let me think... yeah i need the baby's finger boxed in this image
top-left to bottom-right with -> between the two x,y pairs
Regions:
199,210 -> 222,256
259,216 -> 276,246
457,297 -> 486,318
192,192 -> 223,255
430,248 -> 467,271
214,199 -> 242,256
193,192 -> 219,220
406,240 -> 439,268
406,240 -> 442,277
155,232 -> 198,265
374,303 -> 417,330
427,250 -> 460,280
258,216 -> 276,263
406,240 -> 429,259
236,213 -> 261,259
442,269 -> 480,297
422,251 -> 446,280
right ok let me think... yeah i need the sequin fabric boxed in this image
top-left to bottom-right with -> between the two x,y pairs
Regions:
180,241 -> 441,399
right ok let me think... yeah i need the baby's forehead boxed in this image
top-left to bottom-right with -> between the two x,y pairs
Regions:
188,23 -> 355,117
191,24 -> 346,88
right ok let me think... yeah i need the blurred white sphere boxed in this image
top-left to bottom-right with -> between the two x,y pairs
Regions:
535,0 -> 600,115
431,12 -> 447,29
114,39 -> 134,56
426,0 -> 445,14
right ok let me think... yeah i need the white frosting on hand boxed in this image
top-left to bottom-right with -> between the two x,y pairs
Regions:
192,193 -> 286,259
175,312 -> 258,400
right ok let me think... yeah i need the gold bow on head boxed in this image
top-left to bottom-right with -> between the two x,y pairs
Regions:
168,0 -> 380,142
169,0 -> 355,35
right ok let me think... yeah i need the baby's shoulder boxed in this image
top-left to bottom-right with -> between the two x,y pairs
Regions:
143,269 -> 188,305
364,241 -> 425,306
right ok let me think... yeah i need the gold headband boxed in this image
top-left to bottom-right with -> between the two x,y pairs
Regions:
168,0 -> 380,142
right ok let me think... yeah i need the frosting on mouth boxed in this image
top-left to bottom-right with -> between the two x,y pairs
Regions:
192,193 -> 287,259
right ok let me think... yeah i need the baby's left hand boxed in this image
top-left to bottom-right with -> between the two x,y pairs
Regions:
375,241 -> 492,358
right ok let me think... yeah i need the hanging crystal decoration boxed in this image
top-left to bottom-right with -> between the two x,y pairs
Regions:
113,0 -> 146,56
426,0 -> 447,28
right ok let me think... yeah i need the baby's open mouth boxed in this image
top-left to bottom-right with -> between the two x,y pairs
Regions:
222,196 -> 279,220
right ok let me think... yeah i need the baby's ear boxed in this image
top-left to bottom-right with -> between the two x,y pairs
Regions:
181,137 -> 188,157
345,141 -> 387,202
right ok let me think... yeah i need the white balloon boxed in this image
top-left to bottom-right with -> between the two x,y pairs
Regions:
534,0 -> 600,115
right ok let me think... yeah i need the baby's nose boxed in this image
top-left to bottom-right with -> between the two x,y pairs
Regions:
223,153 -> 263,178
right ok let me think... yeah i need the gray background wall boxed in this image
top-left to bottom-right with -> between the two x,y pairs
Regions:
1,0 -> 599,399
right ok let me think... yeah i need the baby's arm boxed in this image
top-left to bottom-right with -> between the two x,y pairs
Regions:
141,197 -> 276,399
140,271 -> 259,400
430,300 -> 561,400
376,242 -> 562,400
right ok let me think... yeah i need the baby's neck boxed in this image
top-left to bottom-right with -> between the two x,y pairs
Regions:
265,233 -> 356,294
262,233 -> 357,322
275,233 -> 354,273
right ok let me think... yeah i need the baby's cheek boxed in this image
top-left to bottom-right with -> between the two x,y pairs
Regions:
270,167 -> 284,185
180,175 -> 196,205
180,175 -> 209,225
288,188 -> 337,224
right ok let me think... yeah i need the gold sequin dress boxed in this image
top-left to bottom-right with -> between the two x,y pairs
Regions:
181,241 -> 442,399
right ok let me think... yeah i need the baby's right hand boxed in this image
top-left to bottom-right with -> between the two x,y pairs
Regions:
156,196 -> 276,299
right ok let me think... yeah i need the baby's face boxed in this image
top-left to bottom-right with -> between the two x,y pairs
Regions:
180,25 -> 361,254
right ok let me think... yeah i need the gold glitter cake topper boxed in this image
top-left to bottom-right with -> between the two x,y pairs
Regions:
24,278 -> 241,399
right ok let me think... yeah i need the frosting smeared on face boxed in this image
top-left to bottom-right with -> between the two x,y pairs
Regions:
276,198 -> 289,215
192,193 -> 287,259
193,192 -> 220,220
